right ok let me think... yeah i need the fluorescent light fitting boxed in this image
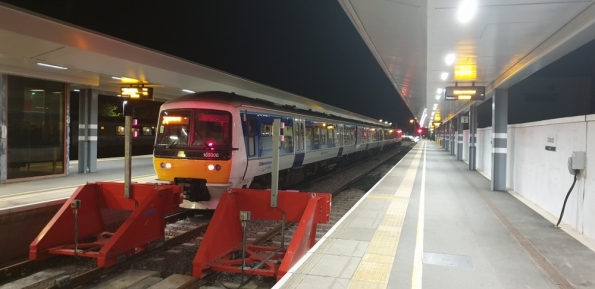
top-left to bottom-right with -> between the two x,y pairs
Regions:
37,63 -> 67,69
458,0 -> 477,24
436,95 -> 441,100
74,89 -> 80,92
445,54 -> 456,65
437,88 -> 443,94
182,89 -> 195,93
433,103 -> 438,108
441,72 -> 449,80
112,76 -> 122,80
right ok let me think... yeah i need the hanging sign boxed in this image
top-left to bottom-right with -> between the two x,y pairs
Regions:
445,86 -> 485,101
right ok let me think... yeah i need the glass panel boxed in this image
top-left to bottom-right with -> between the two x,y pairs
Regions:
192,110 -> 231,149
156,110 -> 191,147
282,124 -> 294,153
7,75 -> 65,179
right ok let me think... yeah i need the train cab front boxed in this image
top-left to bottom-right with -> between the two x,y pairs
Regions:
153,108 -> 234,210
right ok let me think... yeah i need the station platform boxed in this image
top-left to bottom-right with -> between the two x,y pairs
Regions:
275,140 -> 595,289
0,155 -> 157,212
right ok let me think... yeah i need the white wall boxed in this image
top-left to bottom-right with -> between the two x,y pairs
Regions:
475,115 -> 593,237
477,127 -> 492,176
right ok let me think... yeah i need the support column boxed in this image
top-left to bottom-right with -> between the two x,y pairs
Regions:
450,121 -> 455,155
444,120 -> 450,151
78,89 -> 98,173
491,89 -> 508,191
457,114 -> 463,161
469,104 -> 478,170
65,86 -> 71,175
441,125 -> 445,148
0,75 -> 7,183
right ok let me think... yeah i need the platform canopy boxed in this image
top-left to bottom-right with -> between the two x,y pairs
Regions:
339,0 -> 595,125
0,4 -> 384,127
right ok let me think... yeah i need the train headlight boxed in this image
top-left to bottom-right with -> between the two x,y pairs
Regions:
207,164 -> 222,171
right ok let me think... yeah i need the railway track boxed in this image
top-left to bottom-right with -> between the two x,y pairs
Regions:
0,142 -> 416,288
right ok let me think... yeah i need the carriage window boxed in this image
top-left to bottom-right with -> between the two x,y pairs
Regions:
326,124 -> 336,148
344,125 -> 355,146
156,111 -> 191,146
282,124 -> 294,152
192,111 -> 231,148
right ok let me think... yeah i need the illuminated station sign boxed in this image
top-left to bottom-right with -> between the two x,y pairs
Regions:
444,86 -> 485,101
120,86 -> 154,99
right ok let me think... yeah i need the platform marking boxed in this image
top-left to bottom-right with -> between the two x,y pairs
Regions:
411,141 -> 426,289
348,144 -> 423,288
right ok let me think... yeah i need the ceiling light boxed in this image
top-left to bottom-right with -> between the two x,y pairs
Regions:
437,88 -> 443,94
454,65 -> 476,80
379,119 -> 383,122
433,104 -> 438,108
182,89 -> 195,93
112,76 -> 122,80
458,0 -> 477,24
445,54 -> 456,65
436,95 -> 441,100
441,72 -> 449,80
74,89 -> 80,92
37,63 -> 67,70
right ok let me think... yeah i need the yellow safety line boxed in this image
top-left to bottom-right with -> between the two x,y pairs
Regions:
348,143 -> 424,288
411,141 -> 427,288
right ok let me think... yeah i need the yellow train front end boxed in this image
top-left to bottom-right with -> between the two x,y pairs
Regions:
152,103 -> 237,210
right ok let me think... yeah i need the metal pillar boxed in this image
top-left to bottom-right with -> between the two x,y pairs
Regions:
491,89 -> 508,191
65,87 -> 71,175
0,75 -> 7,183
457,115 -> 463,161
77,89 -> 98,173
271,119 -> 281,207
469,105 -> 478,170
450,121 -> 455,155
444,121 -> 450,151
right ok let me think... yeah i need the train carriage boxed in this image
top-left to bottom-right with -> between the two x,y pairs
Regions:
153,91 -> 400,209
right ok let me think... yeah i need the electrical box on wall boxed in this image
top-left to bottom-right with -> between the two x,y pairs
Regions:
571,151 -> 586,170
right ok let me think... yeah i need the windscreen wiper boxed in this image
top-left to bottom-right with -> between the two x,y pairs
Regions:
167,139 -> 180,148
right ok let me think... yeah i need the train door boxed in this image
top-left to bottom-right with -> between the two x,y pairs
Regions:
245,113 -> 257,158
292,118 -> 305,167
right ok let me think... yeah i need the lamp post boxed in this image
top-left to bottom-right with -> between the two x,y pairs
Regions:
409,119 -> 415,136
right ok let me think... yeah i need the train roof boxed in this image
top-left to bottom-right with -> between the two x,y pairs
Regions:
165,91 -> 389,127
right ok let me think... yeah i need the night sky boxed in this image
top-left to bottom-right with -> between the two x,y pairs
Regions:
3,1 -> 414,129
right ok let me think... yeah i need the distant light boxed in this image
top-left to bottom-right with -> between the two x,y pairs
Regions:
183,89 -> 195,93
433,103 -> 438,109
436,95 -> 441,100
440,72 -> 449,80
437,88 -> 443,94
445,54 -> 456,65
37,63 -> 67,70
74,89 -> 80,92
379,119 -> 383,122
112,76 -> 122,80
385,121 -> 388,124
458,0 -> 477,24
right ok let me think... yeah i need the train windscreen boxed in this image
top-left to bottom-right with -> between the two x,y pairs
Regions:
156,109 -> 231,150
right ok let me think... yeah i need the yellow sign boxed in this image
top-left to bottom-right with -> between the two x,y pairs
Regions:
121,87 -> 153,99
